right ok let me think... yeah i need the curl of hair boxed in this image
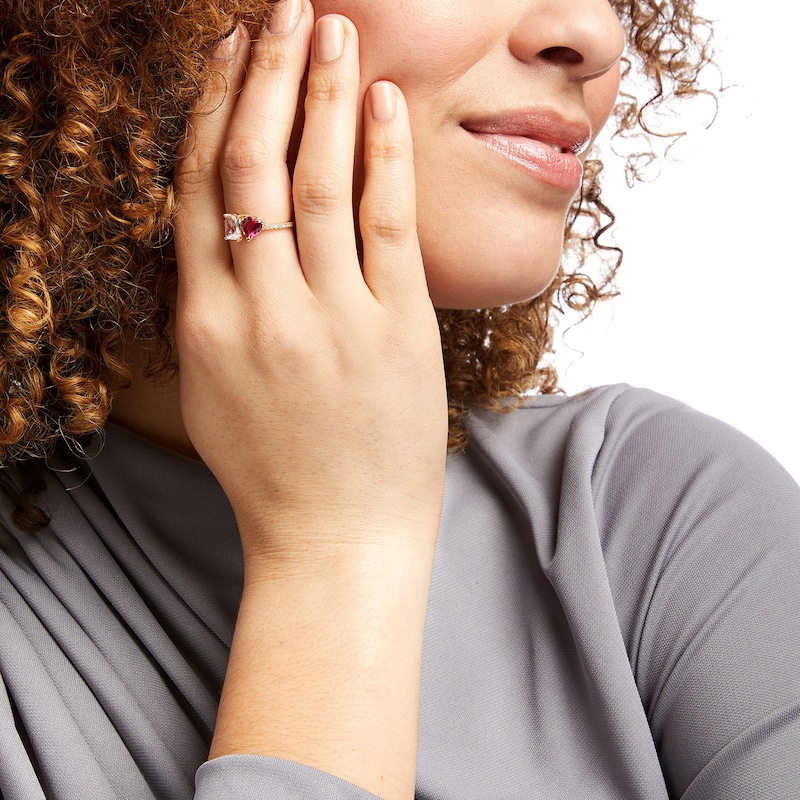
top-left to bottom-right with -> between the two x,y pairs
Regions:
1,0 -> 714,522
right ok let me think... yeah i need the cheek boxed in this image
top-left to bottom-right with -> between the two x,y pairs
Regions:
588,63 -> 622,136
311,1 -> 489,91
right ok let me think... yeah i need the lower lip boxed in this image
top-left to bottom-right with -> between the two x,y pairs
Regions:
466,132 -> 584,192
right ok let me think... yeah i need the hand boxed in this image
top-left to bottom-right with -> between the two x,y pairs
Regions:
173,1 -> 448,571
175,8 -> 445,794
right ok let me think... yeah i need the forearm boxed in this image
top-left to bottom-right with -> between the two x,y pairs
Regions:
209,539 -> 437,800
178,11 -> 446,799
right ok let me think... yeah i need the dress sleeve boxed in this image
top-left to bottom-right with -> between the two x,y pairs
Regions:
0,512 -> 388,800
195,755 -> 385,799
596,392 -> 800,799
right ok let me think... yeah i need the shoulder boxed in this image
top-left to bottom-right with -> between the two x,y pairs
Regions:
472,383 -> 800,576
468,387 -> 800,796
468,383 -> 798,505
465,383 -> 800,658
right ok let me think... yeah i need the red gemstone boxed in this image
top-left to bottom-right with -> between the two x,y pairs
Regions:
241,216 -> 263,240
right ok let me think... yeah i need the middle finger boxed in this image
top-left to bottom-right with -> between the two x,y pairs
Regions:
290,15 -> 363,301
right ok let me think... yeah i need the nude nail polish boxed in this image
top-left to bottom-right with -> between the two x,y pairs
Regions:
268,0 -> 302,36
370,83 -> 396,121
315,17 -> 344,63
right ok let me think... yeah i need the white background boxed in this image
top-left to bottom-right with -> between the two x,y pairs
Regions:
554,0 -> 800,483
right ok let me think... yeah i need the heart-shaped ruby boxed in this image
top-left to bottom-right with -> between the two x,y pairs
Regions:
241,216 -> 263,240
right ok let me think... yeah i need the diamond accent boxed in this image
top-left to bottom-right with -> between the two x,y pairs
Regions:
223,213 -> 242,241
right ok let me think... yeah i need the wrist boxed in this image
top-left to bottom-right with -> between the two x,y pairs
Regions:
211,537 -> 435,800
235,512 -> 441,583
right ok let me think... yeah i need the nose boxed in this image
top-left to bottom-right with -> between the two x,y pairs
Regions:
508,0 -> 625,81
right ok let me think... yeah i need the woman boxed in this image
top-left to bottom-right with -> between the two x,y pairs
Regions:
1,0 -> 798,798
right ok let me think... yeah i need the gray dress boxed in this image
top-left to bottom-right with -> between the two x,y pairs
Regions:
1,385 -> 799,799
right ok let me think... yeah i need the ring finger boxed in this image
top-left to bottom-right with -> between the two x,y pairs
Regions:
220,0 -> 313,292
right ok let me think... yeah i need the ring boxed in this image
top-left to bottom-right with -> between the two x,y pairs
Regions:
223,213 -> 295,242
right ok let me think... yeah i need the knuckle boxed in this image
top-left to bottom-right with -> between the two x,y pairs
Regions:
178,296 -> 255,374
304,73 -> 350,109
292,169 -> 346,215
177,307 -> 224,360
221,135 -> 271,183
175,139 -> 217,195
361,203 -> 412,247
253,320 -> 307,364
249,39 -> 295,75
243,310 -> 325,377
365,135 -> 405,165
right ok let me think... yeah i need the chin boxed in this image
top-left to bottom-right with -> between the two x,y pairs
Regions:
429,280 -> 556,310
420,231 -> 565,311
415,184 -> 570,310
426,262 -> 562,309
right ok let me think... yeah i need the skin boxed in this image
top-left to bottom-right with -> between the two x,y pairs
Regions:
111,0 -> 625,798
310,0 -> 624,308
111,0 -> 624,450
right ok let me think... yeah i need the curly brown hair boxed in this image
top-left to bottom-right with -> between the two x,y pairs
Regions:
1,0 -> 714,480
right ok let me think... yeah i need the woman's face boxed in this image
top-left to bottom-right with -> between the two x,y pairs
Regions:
311,0 -> 625,308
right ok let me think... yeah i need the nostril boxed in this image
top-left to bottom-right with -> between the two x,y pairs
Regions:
540,46 -> 584,65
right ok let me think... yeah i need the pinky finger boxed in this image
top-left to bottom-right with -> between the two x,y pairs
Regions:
359,82 -> 425,309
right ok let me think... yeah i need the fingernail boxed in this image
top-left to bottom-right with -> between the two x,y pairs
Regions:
268,0 -> 302,36
211,24 -> 241,60
370,82 -> 396,122
315,17 -> 344,63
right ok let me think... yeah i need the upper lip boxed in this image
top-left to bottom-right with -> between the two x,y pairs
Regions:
461,109 -> 592,156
